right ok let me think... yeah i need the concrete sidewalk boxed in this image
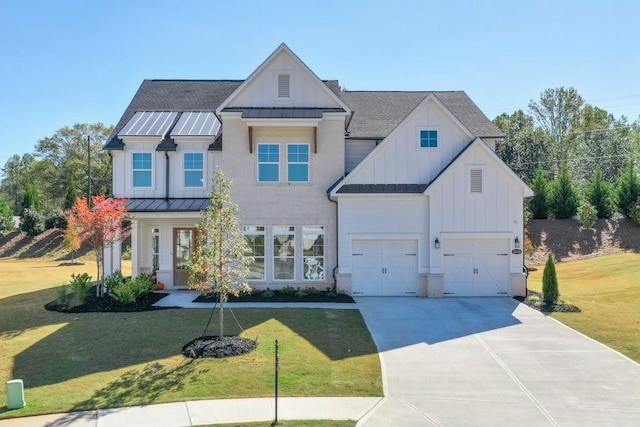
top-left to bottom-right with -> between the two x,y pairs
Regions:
0,397 -> 381,426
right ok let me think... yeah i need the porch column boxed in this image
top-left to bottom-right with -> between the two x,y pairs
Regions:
103,240 -> 122,277
131,220 -> 139,278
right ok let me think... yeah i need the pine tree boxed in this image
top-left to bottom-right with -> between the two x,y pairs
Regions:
548,164 -> 579,219
616,160 -> 640,217
542,253 -> 559,304
529,166 -> 550,219
584,166 -> 614,219
64,175 -> 78,211
188,168 -> 252,338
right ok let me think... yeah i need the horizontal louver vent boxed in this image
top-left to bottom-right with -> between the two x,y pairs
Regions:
278,74 -> 290,98
470,168 -> 483,193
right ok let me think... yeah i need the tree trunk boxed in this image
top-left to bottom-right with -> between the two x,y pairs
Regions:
219,295 -> 224,339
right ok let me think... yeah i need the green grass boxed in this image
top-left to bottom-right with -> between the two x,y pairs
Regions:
527,252 -> 640,363
0,258 -> 381,419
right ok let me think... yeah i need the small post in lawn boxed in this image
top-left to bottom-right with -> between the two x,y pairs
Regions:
274,339 -> 279,425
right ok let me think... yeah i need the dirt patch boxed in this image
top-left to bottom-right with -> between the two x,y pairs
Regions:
0,229 -> 92,259
525,218 -> 640,266
194,289 -> 355,304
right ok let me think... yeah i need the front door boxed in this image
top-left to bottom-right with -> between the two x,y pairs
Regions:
174,228 -> 197,287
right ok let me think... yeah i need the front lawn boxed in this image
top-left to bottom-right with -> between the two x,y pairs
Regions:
0,258 -> 382,419
527,252 -> 640,363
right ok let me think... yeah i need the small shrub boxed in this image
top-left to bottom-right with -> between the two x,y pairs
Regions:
262,290 -> 274,299
109,281 -> 137,304
44,211 -> 67,229
303,286 -> 320,295
578,199 -> 598,229
104,270 -> 125,292
130,274 -> 154,298
279,286 -> 296,294
56,285 -> 70,306
542,253 -> 560,304
70,272 -> 93,304
294,290 -> 307,298
121,246 -> 132,260
20,208 -> 44,236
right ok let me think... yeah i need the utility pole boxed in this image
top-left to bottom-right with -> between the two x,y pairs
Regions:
87,135 -> 92,208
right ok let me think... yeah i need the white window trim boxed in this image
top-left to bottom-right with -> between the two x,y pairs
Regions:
243,226 -> 266,281
257,143 -> 281,183
273,226 -> 296,281
183,152 -> 205,189
286,143 -> 310,183
417,127 -> 440,150
302,225 -> 325,281
131,151 -> 154,189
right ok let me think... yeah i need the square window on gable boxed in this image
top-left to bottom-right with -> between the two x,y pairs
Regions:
419,129 -> 438,148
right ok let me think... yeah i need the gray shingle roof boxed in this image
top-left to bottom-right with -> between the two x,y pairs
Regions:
104,80 -> 243,149
339,91 -> 504,139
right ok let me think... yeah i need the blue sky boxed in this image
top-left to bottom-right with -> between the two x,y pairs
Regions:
1,0 -> 639,167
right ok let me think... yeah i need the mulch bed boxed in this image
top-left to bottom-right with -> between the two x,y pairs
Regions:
45,288 -> 172,313
182,336 -> 257,358
514,290 -> 581,313
193,290 -> 355,304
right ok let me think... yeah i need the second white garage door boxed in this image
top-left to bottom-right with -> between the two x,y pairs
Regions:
442,239 -> 509,296
352,240 -> 417,296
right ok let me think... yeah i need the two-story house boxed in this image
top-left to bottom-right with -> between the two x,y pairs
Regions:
103,43 -> 533,297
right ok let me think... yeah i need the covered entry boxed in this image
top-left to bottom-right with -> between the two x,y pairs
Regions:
442,239 -> 509,296
352,239 -> 417,296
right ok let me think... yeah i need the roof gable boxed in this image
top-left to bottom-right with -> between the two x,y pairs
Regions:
216,43 -> 350,114
331,94 -> 476,195
423,138 -> 534,197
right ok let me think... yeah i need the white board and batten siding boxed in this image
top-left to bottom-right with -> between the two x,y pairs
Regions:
344,99 -> 471,186
338,195 -> 428,284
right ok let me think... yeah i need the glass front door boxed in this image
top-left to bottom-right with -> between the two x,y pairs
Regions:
174,228 -> 196,286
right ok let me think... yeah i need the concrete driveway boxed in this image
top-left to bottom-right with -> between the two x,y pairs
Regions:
356,297 -> 640,426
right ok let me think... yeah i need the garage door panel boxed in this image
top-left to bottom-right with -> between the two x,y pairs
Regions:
443,239 -> 509,297
352,239 -> 417,296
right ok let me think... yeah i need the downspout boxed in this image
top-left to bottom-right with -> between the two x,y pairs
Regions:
327,191 -> 338,293
165,151 -> 170,200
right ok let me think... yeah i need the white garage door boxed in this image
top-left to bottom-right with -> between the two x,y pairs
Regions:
442,239 -> 509,296
352,240 -> 417,296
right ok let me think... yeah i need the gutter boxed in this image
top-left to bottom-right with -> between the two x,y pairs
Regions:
327,177 -> 345,293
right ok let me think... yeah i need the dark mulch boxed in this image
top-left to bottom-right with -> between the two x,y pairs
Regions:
194,289 -> 355,304
182,336 -> 257,358
45,288 -> 173,313
514,290 -> 581,313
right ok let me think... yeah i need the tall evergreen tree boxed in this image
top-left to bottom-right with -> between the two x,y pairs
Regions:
542,253 -> 560,304
529,166 -> 550,219
584,166 -> 614,219
21,180 -> 40,214
548,164 -> 579,219
616,159 -> 640,217
64,175 -> 78,211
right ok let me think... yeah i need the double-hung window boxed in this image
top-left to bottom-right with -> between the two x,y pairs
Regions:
243,226 -> 265,280
273,226 -> 295,280
303,226 -> 324,280
258,144 -> 280,182
287,144 -> 309,182
419,130 -> 438,148
132,152 -> 152,187
184,153 -> 204,187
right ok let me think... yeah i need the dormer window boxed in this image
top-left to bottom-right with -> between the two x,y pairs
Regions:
277,73 -> 290,98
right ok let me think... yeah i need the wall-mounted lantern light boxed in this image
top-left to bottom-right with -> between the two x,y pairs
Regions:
514,237 -> 520,249
435,238 -> 440,249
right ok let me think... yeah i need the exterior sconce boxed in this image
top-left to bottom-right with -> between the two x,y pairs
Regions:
434,238 -> 440,249
514,237 -> 520,248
